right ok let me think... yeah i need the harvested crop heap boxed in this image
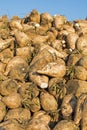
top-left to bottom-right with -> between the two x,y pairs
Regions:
0,9 -> 87,130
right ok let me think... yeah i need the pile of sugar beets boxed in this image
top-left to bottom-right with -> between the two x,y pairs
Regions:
0,9 -> 87,130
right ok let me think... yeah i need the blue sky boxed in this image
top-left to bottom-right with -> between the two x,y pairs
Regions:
0,0 -> 87,21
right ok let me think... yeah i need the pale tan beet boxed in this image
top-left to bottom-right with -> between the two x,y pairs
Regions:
31,34 -> 49,45
25,9 -> 40,23
61,94 -> 76,119
15,31 -> 30,47
0,16 -> 8,22
0,48 -> 13,64
53,120 -> 79,130
78,56 -> 87,69
53,15 -> 66,29
39,44 -> 66,58
0,79 -> 18,96
5,56 -> 28,74
4,108 -> 31,123
22,23 -> 35,32
0,28 -> 10,40
0,119 -> 24,130
40,92 -> 58,111
0,38 -> 14,52
4,56 -> 28,81
16,46 -> 34,61
67,79 -> 87,97
40,12 -> 53,25
0,101 -> 6,122
23,31 -> 39,45
66,33 -> 78,49
76,35 -> 87,54
7,64 -> 28,81
2,93 -> 22,108
37,58 -> 66,78
26,119 -> 50,130
33,110 -> 51,124
9,19 -> 23,30
74,66 -> 87,80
